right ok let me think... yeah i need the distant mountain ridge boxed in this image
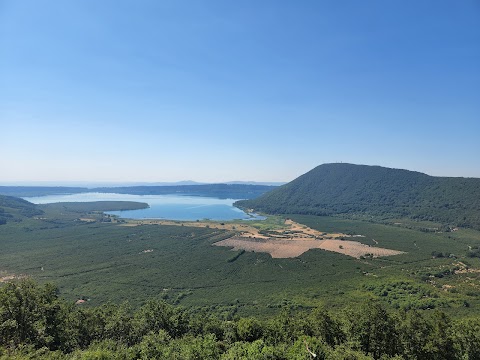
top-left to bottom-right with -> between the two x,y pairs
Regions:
235,163 -> 480,230
92,184 -> 276,199
0,180 -> 285,188
0,184 -> 277,199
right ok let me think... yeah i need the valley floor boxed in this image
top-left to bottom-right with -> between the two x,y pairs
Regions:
1,203 -> 480,319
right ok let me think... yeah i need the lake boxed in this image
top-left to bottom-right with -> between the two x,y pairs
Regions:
23,192 -> 265,221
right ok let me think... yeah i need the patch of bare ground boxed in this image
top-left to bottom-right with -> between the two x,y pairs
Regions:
121,219 -> 267,237
317,239 -> 404,258
282,219 -> 345,238
213,218 -> 404,259
214,237 -> 329,258
214,237 -> 404,259
122,217 -> 404,259
454,268 -> 480,274
0,271 -> 26,283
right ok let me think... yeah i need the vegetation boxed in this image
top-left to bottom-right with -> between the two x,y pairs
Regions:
1,179 -> 480,358
236,163 -> 480,230
2,279 -> 480,359
0,195 -> 43,225
227,249 -> 246,263
1,197 -> 480,318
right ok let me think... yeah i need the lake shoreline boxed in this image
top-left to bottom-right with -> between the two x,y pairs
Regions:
23,192 -> 265,222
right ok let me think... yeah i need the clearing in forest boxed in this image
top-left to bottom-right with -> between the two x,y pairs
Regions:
122,217 -> 404,259
213,236 -> 404,259
213,219 -> 404,259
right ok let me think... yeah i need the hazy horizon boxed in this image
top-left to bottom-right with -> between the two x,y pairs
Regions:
2,161 -> 480,186
1,1 -> 479,182
0,180 -> 286,187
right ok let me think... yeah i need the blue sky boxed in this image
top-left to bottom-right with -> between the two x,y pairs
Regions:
1,1 -> 479,183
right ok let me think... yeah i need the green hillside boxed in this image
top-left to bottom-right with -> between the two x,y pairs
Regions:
0,195 -> 150,226
236,163 -> 480,230
0,195 -> 43,225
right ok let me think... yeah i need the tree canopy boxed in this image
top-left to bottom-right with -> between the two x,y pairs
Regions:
1,280 -> 480,359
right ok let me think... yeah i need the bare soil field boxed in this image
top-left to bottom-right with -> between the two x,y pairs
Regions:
214,236 -> 404,259
122,219 -> 269,237
282,219 -> 344,237
214,237 -> 328,258
317,239 -> 404,258
0,271 -> 26,283
124,218 -> 404,259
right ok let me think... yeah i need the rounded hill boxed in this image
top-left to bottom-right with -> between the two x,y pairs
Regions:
236,163 -> 480,229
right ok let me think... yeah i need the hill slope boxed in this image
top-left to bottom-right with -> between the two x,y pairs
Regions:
0,195 -> 43,224
235,163 -> 480,229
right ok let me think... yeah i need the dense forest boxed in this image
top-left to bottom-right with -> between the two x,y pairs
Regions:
1,280 -> 480,359
236,163 -> 480,230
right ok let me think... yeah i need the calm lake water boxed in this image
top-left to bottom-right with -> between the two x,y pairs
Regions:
23,192 -> 265,221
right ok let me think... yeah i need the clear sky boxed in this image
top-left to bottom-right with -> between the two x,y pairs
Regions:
1,1 -> 479,183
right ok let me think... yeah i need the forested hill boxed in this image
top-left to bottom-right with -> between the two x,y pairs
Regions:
0,195 -> 42,225
235,163 -> 480,229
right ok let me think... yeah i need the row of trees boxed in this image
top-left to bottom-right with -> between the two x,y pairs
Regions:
1,280 -> 480,359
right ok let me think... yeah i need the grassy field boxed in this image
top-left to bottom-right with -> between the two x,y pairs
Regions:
1,204 -> 480,319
